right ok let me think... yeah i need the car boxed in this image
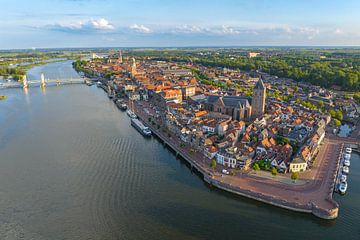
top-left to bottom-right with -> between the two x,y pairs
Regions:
339,182 -> 348,195
344,159 -> 351,167
343,166 -> 350,174
222,169 -> 229,175
340,174 -> 347,183
345,147 -> 352,154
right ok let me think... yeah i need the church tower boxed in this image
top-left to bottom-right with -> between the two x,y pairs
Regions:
252,78 -> 266,119
118,50 -> 123,64
131,57 -> 137,76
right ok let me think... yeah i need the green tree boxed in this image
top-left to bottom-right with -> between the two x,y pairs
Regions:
334,119 -> 341,126
318,100 -> 324,109
253,163 -> 260,171
210,159 -> 217,170
291,172 -> 299,182
271,167 -> 278,176
335,110 -> 343,121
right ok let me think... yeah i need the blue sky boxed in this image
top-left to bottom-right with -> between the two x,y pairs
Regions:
1,0 -> 360,49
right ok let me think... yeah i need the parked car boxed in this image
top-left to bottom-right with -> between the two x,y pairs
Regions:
222,169 -> 230,175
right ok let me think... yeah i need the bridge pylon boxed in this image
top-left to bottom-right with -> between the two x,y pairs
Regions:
40,73 -> 46,89
23,75 -> 29,89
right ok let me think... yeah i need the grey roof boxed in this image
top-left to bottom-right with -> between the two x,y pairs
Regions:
206,95 -> 251,108
254,78 -> 265,90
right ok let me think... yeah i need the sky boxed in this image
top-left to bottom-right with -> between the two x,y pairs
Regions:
1,0 -> 360,49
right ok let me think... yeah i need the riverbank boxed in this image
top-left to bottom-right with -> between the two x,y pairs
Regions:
132,100 -> 341,220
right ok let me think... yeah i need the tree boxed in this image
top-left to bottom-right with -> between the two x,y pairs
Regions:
271,167 -> 278,176
291,172 -> 299,182
318,100 -> 324,109
335,110 -> 343,121
253,163 -> 260,171
334,119 -> 341,126
210,159 -> 217,170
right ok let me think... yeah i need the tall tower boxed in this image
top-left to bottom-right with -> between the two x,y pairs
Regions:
252,78 -> 266,119
118,50 -> 123,64
131,57 -> 137,76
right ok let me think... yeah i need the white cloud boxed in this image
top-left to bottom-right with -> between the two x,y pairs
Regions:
45,18 -> 114,33
90,18 -> 114,30
129,24 -> 152,33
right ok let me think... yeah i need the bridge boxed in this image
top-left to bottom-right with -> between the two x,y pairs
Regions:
0,73 -> 86,89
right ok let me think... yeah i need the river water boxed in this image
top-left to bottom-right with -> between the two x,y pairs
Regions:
0,61 -> 359,240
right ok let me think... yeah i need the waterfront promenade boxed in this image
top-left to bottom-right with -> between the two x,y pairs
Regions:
133,100 -> 342,220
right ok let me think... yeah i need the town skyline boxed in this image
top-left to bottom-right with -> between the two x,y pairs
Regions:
1,0 -> 360,49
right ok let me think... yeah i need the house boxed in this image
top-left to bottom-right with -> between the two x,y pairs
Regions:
204,146 -> 218,159
289,157 -> 307,172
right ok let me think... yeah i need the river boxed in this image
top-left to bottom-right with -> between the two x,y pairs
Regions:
0,61 -> 359,240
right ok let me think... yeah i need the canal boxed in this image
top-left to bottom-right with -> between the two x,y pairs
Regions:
0,61 -> 359,239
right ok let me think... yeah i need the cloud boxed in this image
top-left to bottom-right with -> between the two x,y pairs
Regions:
45,18 -> 114,33
129,24 -> 152,33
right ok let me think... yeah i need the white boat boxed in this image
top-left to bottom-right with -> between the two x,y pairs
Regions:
131,118 -> 151,137
342,166 -> 350,174
340,174 -> 347,183
344,159 -> 351,167
339,182 -> 348,195
345,147 -> 352,154
126,110 -> 137,119
344,153 -> 351,160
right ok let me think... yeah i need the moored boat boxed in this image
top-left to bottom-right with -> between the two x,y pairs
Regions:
126,109 -> 137,119
339,182 -> 348,195
131,118 -> 151,137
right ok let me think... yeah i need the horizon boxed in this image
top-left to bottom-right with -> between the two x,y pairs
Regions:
1,0 -> 360,49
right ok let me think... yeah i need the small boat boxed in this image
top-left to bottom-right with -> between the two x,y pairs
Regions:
120,103 -> 127,111
339,182 -> 348,195
344,153 -> 351,160
344,159 -> 351,167
345,147 -> 352,154
340,174 -> 347,183
96,81 -> 102,87
85,80 -> 94,86
126,110 -> 137,119
342,166 -> 350,175
131,118 -> 152,137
